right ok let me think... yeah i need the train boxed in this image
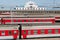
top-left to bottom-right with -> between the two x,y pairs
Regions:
0,25 -> 19,39
0,24 -> 60,39
22,24 -> 60,38
0,10 -> 60,39
0,17 -> 59,24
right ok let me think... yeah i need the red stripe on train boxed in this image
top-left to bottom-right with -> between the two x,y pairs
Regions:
22,29 -> 60,38
0,30 -> 19,39
2,19 -> 55,24
55,17 -> 60,19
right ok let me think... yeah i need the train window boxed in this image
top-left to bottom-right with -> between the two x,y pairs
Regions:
55,29 -> 58,33
28,20 -> 34,22
20,20 -> 22,22
24,20 -> 27,22
14,31 -> 17,34
34,20 -> 39,22
34,30 -> 38,35
9,31 -> 12,35
48,30 -> 52,34
27,20 -> 30,22
29,20 -> 33,22
13,20 -> 18,22
32,20 -> 35,22
16,20 -> 18,22
28,30 -> 31,35
2,31 -> 5,35
41,29 -> 44,34
14,20 -> 20,22
24,30 -> 27,34
20,20 -> 27,22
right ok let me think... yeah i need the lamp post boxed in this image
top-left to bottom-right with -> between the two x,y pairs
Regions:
10,6 -> 13,24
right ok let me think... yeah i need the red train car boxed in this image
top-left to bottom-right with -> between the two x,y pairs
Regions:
2,17 -> 55,24
22,24 -> 60,39
0,25 -> 19,39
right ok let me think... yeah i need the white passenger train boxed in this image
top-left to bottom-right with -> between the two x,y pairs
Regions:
22,24 -> 60,38
0,25 -> 19,39
2,17 -> 55,24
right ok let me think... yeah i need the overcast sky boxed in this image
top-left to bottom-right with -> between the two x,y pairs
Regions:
0,0 -> 60,10
0,0 -> 60,7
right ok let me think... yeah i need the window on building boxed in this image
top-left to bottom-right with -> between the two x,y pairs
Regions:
29,3 -> 33,5
30,6 -> 33,8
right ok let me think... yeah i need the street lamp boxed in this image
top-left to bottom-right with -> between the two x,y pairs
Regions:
10,6 -> 13,24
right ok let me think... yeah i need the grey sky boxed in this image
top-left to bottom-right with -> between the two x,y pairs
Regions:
0,0 -> 60,10
0,0 -> 60,6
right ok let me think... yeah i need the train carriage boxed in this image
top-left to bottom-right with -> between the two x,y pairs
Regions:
21,24 -> 60,39
2,17 -> 55,24
0,25 -> 19,39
